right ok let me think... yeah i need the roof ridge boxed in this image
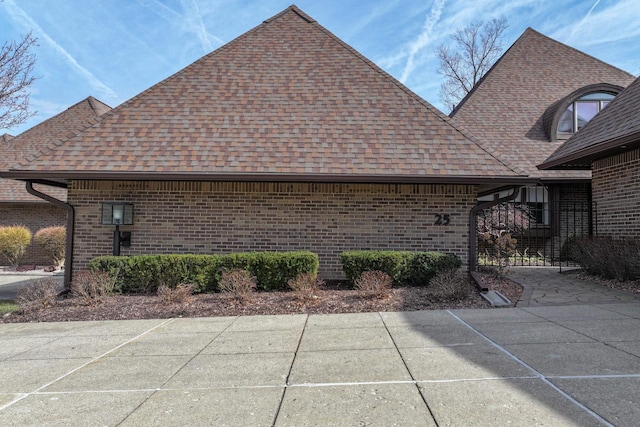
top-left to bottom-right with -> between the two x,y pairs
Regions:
452,27 -> 635,116
12,7 -> 311,170
309,15 -> 525,176
12,97 -> 110,169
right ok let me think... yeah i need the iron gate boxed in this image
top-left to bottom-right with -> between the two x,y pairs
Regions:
474,200 -> 596,268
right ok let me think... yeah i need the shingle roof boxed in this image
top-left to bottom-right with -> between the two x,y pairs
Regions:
0,96 -> 111,202
540,75 -> 640,169
4,6 -> 522,184
450,28 -> 635,180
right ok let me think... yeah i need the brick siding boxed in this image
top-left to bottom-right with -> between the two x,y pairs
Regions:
592,148 -> 640,238
68,181 -> 477,279
0,203 -> 67,266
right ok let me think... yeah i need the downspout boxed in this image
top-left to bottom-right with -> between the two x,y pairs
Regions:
469,186 -> 521,291
25,182 -> 74,292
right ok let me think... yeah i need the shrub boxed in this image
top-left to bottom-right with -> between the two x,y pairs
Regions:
219,269 -> 256,302
354,270 -> 392,298
288,272 -> 324,301
340,251 -> 462,287
427,268 -> 472,301
33,226 -> 66,267
89,254 -> 220,294
16,277 -> 60,310
70,270 -> 116,306
341,251 -> 412,286
406,252 -> 463,286
89,252 -> 318,294
569,237 -> 640,281
218,251 -> 319,291
157,283 -> 195,305
0,226 -> 32,267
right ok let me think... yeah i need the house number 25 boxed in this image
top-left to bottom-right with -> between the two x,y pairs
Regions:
434,214 -> 451,226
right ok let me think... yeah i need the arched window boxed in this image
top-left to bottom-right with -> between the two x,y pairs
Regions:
544,84 -> 625,142
557,92 -> 615,134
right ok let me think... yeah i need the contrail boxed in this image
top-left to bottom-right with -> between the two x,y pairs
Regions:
568,0 -> 601,42
140,0 -> 224,52
3,0 -> 118,99
400,0 -> 446,83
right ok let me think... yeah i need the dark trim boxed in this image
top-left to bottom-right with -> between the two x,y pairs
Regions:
1,171 -> 534,186
25,182 -> 74,291
539,132 -> 640,169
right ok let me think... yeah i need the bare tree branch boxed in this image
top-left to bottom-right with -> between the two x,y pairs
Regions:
436,17 -> 508,112
0,32 -> 38,130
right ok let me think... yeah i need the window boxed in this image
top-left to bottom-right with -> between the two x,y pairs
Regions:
557,92 -> 614,134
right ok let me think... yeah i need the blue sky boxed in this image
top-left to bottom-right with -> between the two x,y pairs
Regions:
2,0 -> 639,135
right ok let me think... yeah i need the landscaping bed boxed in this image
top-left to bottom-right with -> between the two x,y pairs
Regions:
1,272 -> 522,323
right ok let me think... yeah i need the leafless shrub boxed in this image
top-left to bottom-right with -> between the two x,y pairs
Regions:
427,268 -> 472,301
70,270 -> 116,306
157,283 -> 195,305
354,270 -> 392,299
219,269 -> 256,303
16,277 -> 60,311
288,272 -> 324,302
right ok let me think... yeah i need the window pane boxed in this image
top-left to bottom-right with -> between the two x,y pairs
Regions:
576,101 -> 598,130
579,92 -> 615,101
557,105 -> 574,132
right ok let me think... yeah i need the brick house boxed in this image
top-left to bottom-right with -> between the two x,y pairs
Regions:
0,97 -> 111,266
450,28 -> 635,261
539,75 -> 640,238
1,6 -> 527,285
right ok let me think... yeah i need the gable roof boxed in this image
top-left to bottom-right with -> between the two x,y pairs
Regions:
540,75 -> 640,169
0,96 -> 111,202
3,5 -> 523,185
450,28 -> 635,181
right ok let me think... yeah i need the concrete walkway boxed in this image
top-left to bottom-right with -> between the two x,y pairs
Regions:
0,268 -> 638,426
0,307 -> 639,425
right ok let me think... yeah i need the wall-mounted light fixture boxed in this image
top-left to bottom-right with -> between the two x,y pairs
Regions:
101,202 -> 133,256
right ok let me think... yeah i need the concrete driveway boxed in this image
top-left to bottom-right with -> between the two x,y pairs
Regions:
0,267 -> 638,426
0,273 -> 64,300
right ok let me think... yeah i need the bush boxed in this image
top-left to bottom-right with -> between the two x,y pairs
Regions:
569,237 -> 640,281
288,272 -> 324,301
341,251 -> 412,286
218,251 -> 319,291
89,254 -> 220,294
33,226 -> 66,267
16,277 -> 60,311
157,283 -> 195,305
340,251 -> 462,287
354,270 -> 392,298
89,251 -> 318,294
70,270 -> 116,306
219,269 -> 256,302
406,252 -> 463,286
427,268 -> 472,301
0,226 -> 32,267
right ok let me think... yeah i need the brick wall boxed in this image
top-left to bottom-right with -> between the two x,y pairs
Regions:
68,181 -> 477,279
592,148 -> 640,238
0,202 -> 67,266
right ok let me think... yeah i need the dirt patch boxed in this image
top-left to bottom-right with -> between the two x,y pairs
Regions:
1,273 -> 524,323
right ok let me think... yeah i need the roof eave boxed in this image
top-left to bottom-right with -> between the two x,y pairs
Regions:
1,170 -> 534,186
539,131 -> 640,170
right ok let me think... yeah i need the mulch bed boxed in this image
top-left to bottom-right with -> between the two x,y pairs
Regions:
1,273 -> 523,323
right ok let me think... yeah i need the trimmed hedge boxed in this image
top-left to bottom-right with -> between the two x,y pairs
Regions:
89,251 -> 319,294
89,254 -> 219,294
340,250 -> 462,287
